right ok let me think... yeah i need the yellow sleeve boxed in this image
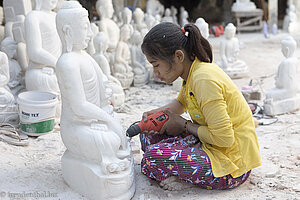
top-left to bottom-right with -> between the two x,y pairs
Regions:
176,86 -> 187,111
193,79 -> 235,147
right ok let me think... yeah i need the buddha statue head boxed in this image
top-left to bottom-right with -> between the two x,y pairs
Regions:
94,32 -> 108,54
195,18 -> 209,39
225,23 -> 236,39
133,8 -> 144,24
121,7 -> 132,25
35,0 -> 58,11
0,37 -> 17,59
56,1 -> 92,53
96,0 -> 114,20
281,36 -> 297,58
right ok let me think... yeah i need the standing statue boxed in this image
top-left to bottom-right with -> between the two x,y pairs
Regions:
217,23 -> 248,78
56,2 -> 135,200
113,24 -> 134,89
96,0 -> 120,66
93,32 -> 125,108
264,36 -> 300,115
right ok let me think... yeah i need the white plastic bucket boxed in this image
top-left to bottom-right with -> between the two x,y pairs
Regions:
17,91 -> 58,136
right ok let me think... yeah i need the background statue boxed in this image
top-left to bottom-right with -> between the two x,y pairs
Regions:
93,32 -> 125,108
24,0 -> 61,94
0,37 -> 24,97
218,23 -> 248,78
113,24 -> 134,89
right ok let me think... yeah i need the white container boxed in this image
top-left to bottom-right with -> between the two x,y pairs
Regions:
17,91 -> 58,136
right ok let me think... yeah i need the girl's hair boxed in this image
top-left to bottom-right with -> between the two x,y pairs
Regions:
141,22 -> 212,64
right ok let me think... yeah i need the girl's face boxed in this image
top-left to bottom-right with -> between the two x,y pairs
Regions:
146,55 -> 182,84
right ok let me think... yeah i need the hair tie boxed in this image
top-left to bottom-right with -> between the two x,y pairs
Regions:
181,27 -> 189,37
181,27 -> 186,34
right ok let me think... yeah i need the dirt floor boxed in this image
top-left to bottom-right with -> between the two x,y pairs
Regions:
0,31 -> 300,200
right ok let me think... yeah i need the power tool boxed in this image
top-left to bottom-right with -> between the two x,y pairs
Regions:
126,110 -> 169,137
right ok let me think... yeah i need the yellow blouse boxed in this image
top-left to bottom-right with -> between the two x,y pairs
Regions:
177,58 -> 261,178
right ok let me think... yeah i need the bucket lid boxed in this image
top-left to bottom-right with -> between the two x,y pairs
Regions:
17,91 -> 57,105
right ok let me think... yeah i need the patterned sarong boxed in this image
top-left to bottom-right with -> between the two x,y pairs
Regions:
140,133 -> 250,190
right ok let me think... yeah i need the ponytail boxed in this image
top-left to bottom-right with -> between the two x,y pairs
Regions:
183,24 -> 212,63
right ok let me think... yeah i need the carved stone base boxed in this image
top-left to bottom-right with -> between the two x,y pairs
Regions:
115,73 -> 134,89
224,66 -> 248,79
133,73 -> 149,87
263,95 -> 300,116
62,150 -> 135,200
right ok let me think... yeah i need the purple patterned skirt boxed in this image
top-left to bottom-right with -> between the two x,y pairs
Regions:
140,133 -> 250,190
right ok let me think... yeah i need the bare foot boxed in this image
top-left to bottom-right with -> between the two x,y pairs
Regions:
159,176 -> 192,191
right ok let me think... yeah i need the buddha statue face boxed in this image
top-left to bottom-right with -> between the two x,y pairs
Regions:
225,23 -> 236,39
122,7 -> 132,24
56,1 -> 93,52
281,36 -> 296,58
133,8 -> 144,24
165,8 -> 171,17
0,37 -> 17,59
96,0 -> 114,19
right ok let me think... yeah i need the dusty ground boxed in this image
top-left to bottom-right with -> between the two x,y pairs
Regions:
0,31 -> 300,200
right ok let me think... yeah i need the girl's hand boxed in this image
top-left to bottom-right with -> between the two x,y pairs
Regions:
142,108 -> 161,121
159,109 -> 186,136
142,129 -> 160,136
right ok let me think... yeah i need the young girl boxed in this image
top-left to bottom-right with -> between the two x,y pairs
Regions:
139,22 -> 261,191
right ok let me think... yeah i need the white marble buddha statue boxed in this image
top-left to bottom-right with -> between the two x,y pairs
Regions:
133,8 -> 148,37
0,7 -> 4,42
130,30 -> 149,87
264,36 -> 300,115
0,37 -> 24,97
288,4 -> 300,34
195,18 -> 209,40
266,36 -> 298,101
93,32 -> 125,108
56,2 -> 135,199
231,0 -> 256,12
181,10 -> 189,26
0,51 -> 19,125
218,23 -> 248,78
24,0 -> 61,94
113,24 -> 134,89
144,13 -> 158,30
121,7 -> 134,34
170,5 -> 178,24
86,22 -> 99,56
96,0 -> 120,65
162,8 -> 173,23
146,0 -> 164,17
